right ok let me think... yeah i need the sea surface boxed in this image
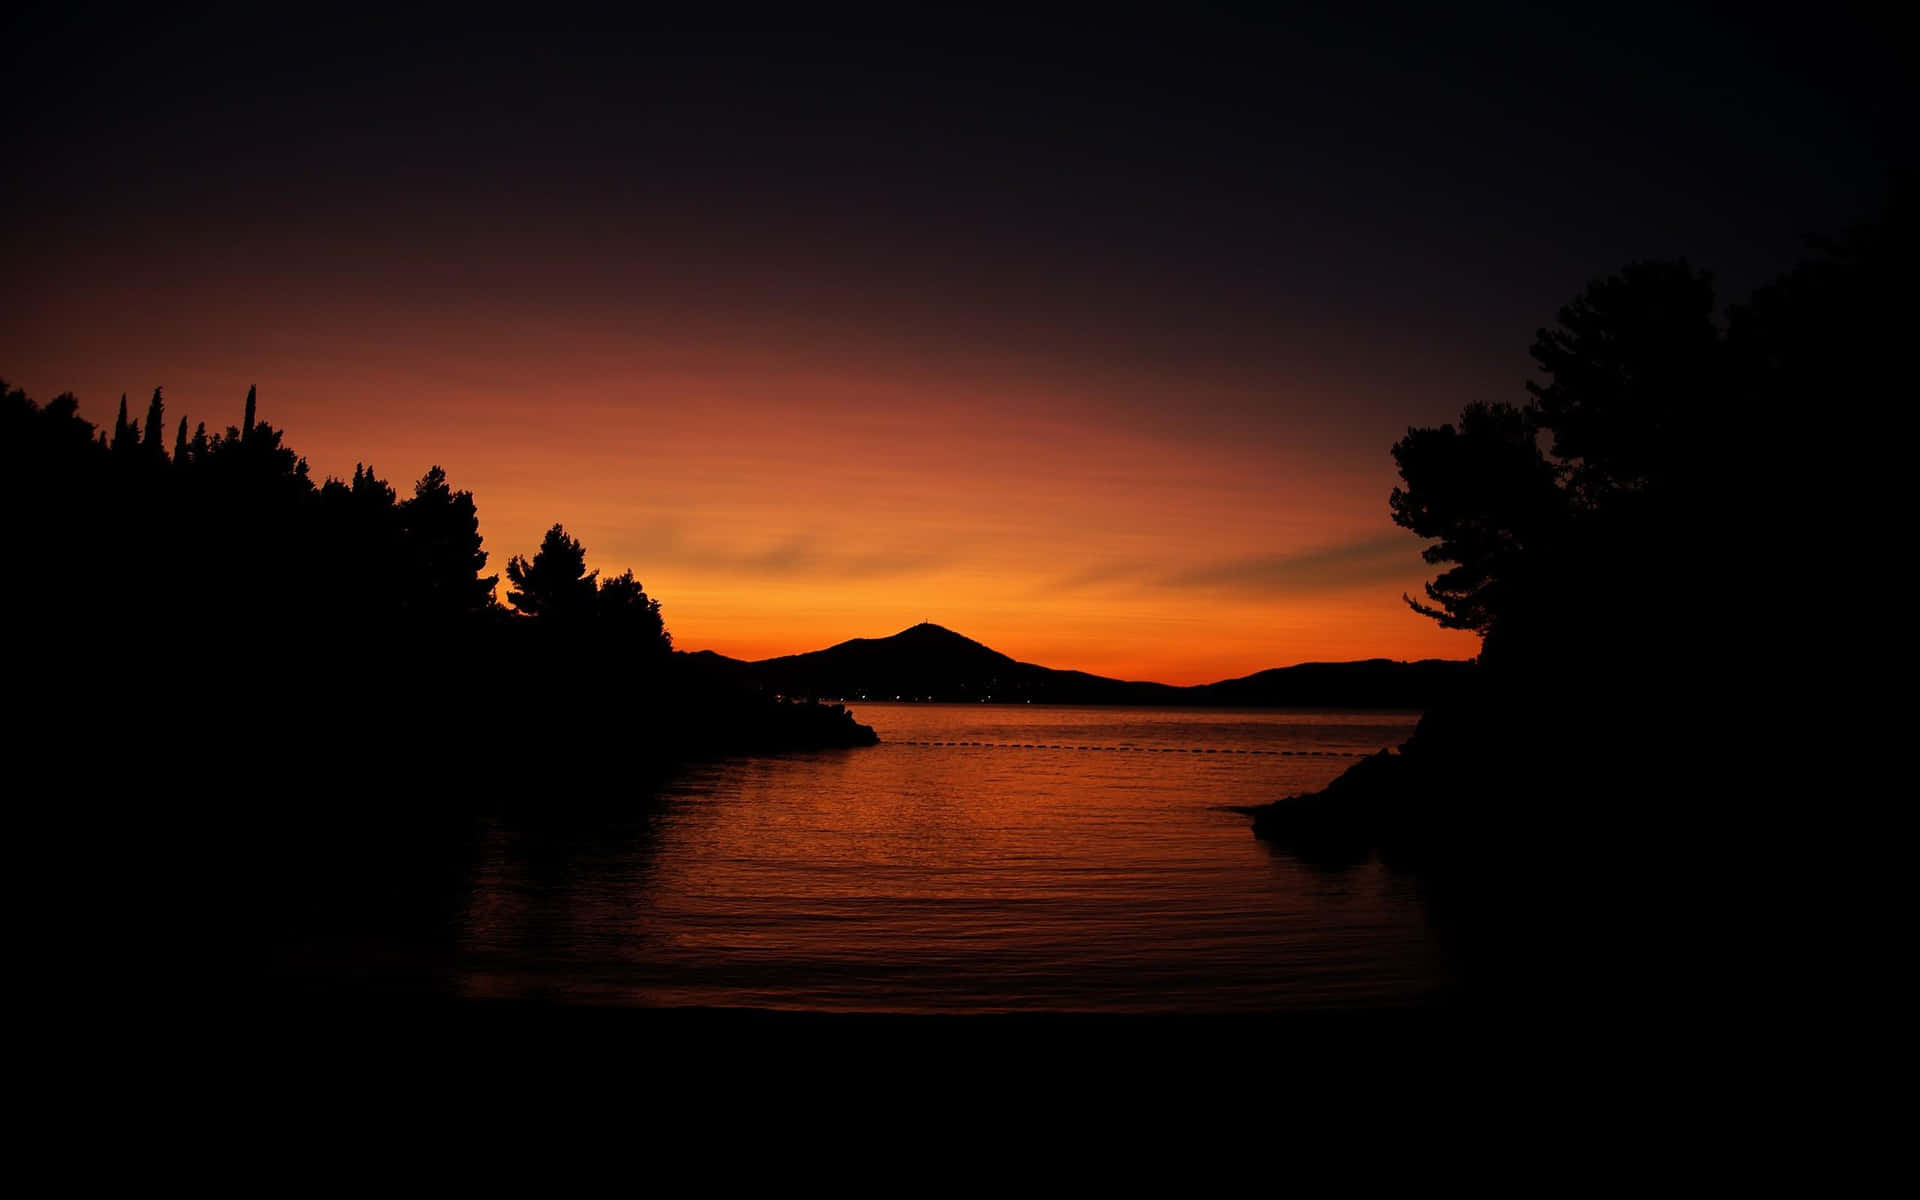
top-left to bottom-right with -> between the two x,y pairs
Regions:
286,705 -> 1455,1011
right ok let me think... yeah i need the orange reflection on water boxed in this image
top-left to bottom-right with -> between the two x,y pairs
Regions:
452,705 -> 1454,1012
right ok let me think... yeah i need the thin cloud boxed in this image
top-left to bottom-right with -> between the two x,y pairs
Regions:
1033,532 -> 1428,602
1048,560 -> 1152,593
1162,533 -> 1423,595
629,525 -> 953,582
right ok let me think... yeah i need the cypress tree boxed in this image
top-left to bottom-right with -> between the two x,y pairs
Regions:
242,385 -> 256,443
111,394 -> 139,455
174,415 -> 189,463
141,388 -> 165,454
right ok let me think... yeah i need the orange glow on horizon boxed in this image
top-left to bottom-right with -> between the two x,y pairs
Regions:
7,291 -> 1479,684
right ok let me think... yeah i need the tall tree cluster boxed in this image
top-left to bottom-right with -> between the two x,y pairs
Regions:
1,382 -> 673,708
1387,193 -> 1904,684
504,523 -> 671,654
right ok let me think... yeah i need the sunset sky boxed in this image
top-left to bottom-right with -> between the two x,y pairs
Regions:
2,5 -> 1899,681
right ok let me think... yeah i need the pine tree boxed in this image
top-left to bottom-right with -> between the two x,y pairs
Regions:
599,569 -> 672,656
398,465 -> 498,618
505,523 -> 598,620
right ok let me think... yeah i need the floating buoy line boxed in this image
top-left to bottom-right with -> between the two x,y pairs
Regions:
886,740 -> 1372,757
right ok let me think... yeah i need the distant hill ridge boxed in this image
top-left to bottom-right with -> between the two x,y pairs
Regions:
687,622 -> 1471,707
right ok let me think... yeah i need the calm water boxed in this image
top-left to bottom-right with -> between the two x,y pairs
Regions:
422,705 -> 1455,1012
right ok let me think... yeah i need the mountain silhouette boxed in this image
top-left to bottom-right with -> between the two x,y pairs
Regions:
688,622 -> 1470,707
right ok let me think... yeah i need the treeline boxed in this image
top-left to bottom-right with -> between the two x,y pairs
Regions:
2,382 -> 666,646
2,381 -> 874,781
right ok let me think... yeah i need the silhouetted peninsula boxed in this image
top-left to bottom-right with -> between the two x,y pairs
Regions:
1239,192 -> 1908,1007
690,621 -> 1471,707
2,377 -> 878,775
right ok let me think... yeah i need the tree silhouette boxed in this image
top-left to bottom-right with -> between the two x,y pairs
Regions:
2,383 -> 96,465
141,388 -> 166,459
1389,402 -> 1563,652
504,526 -> 673,657
506,523 -> 598,620
318,462 -> 404,621
199,405 -> 310,497
110,394 -> 138,456
599,569 -> 672,657
1389,258 -> 1738,673
398,465 -> 498,620
1525,261 -> 1720,508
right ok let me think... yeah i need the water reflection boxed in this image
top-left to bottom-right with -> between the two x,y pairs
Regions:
269,706 -> 1455,1010
468,707 -> 1449,1010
